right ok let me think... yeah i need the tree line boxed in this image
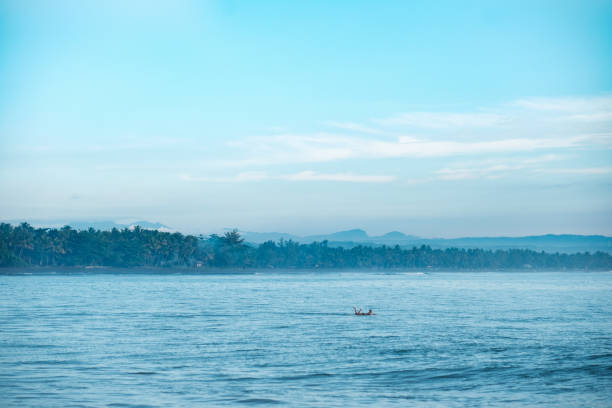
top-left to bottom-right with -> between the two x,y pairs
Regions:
1,223 -> 611,270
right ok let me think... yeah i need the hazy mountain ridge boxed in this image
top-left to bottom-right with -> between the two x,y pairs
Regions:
240,229 -> 612,254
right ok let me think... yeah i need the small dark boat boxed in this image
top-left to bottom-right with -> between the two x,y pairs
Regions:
353,307 -> 375,315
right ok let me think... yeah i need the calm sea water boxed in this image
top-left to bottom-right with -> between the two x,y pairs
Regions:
0,270 -> 611,407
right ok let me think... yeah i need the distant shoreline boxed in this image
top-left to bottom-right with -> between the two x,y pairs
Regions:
1,266 -> 610,275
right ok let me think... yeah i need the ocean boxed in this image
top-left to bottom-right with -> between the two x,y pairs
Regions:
1,270 -> 611,407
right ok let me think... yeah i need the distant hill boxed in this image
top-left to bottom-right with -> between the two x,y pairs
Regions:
305,228 -> 369,242
380,231 -> 414,240
240,229 -> 612,254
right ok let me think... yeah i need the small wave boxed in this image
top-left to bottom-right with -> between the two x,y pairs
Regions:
586,352 -> 612,360
2,343 -> 59,349
517,364 -> 612,379
292,312 -> 349,316
236,398 -> 283,405
151,313 -> 197,319
275,372 -> 333,381
382,348 -> 412,355
128,371 -> 157,375
19,359 -> 83,365
223,376 -> 258,382
357,366 -> 501,383
368,335 -> 399,339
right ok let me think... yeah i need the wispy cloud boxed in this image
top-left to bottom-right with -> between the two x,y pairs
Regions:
535,167 -> 612,175
434,155 -> 612,181
436,161 -> 541,181
180,171 -> 395,183
16,97 -> 612,170
514,96 -> 612,113
376,112 -> 506,128
217,96 -> 611,171
324,121 -> 385,135
180,172 -> 268,183
363,96 -> 612,131
48,95 -> 609,185
283,171 -> 394,183
222,133 -> 598,168
514,96 -> 612,123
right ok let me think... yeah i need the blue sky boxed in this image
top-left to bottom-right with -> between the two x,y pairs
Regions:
1,0 -> 611,236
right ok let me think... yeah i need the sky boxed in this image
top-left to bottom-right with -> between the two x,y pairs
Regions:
1,0 -> 611,237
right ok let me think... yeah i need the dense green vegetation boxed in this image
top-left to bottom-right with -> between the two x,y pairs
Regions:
1,223 -> 611,270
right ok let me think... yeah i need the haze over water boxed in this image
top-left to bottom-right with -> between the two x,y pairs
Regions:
1,270 -> 611,407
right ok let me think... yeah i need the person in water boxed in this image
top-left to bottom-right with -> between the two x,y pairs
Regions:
353,307 -> 374,315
